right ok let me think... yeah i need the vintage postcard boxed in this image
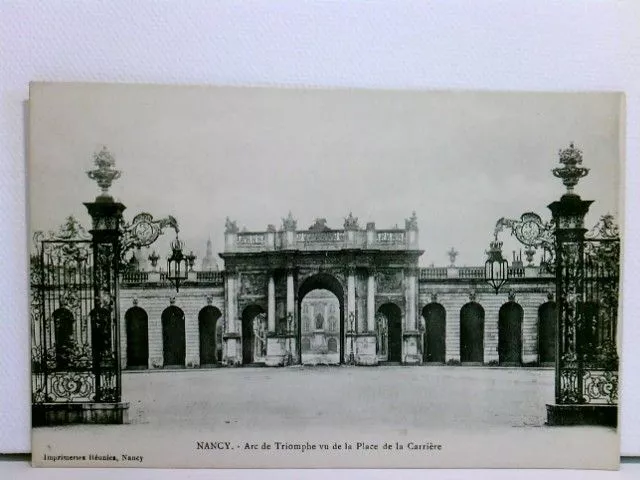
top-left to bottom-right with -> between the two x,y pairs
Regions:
28,83 -> 623,468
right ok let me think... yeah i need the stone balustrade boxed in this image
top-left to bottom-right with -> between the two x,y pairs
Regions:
419,265 -> 550,280
121,265 -> 548,286
226,226 -> 417,252
121,270 -> 224,286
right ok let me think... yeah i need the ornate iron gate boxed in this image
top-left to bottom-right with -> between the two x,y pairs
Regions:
556,217 -> 619,405
31,231 -> 121,405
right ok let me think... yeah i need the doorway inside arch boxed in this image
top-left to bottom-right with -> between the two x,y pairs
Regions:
161,305 -> 186,368
297,273 -> 344,365
538,301 -> 556,365
199,306 -> 222,366
498,302 -> 523,365
460,302 -> 484,364
422,303 -> 446,363
125,306 -> 148,369
378,303 -> 402,363
241,305 -> 266,365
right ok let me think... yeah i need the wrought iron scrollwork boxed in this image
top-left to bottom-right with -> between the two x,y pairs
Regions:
556,215 -> 620,405
494,212 -> 556,272
119,213 -> 179,268
31,214 -> 124,405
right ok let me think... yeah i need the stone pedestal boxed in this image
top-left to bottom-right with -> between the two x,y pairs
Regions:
265,335 -> 297,366
148,271 -> 161,282
546,404 -> 617,427
265,337 -> 285,366
223,333 -> 241,366
32,402 -> 129,426
403,332 -> 422,364
311,330 -> 327,350
354,334 -> 378,365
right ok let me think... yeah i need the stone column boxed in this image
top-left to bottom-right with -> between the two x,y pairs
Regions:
267,274 -> 276,332
286,270 -> 294,318
367,270 -> 376,332
223,269 -> 241,365
403,267 -> 421,364
347,267 -> 356,325
406,270 -> 417,330
226,273 -> 237,333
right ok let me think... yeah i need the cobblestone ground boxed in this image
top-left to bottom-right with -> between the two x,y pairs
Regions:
123,366 -> 554,430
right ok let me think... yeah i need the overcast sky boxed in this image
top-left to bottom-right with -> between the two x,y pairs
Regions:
28,83 -> 622,268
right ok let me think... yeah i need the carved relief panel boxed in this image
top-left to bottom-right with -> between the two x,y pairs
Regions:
375,269 -> 404,293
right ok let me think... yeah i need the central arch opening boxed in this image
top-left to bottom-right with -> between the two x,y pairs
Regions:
297,273 -> 345,365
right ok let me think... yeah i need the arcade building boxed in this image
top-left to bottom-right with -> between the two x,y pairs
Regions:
119,212 -> 557,370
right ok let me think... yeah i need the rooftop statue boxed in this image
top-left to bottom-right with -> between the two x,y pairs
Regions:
308,218 -> 330,232
405,211 -> 419,231
344,212 -> 359,230
225,217 -> 239,234
282,212 -> 297,231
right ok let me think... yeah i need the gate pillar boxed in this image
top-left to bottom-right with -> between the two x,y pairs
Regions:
545,144 -> 618,427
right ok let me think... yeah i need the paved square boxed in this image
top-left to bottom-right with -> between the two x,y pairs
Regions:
123,366 -> 554,430
33,366 -> 618,469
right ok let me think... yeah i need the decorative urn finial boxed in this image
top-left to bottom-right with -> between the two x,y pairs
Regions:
447,247 -> 459,266
86,146 -> 121,201
552,143 -> 589,195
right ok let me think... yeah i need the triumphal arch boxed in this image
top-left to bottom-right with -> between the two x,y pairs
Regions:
220,212 -> 423,366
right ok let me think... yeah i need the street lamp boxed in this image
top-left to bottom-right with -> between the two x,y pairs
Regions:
167,235 -> 188,292
484,237 -> 509,294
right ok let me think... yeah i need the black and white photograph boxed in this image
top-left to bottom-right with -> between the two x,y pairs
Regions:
28,83 -> 622,469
